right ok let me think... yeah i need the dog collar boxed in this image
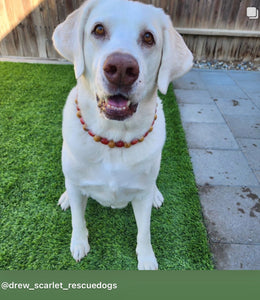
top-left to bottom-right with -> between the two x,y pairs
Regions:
75,98 -> 157,148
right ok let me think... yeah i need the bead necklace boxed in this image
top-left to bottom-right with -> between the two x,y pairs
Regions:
75,98 -> 157,148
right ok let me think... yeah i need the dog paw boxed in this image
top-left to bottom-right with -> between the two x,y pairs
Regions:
137,254 -> 158,270
152,188 -> 164,209
136,245 -> 158,270
58,191 -> 70,210
70,229 -> 90,262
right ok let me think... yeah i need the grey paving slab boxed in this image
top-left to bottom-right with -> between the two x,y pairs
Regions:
224,115 -> 260,139
228,71 -> 260,109
228,71 -> 260,95
210,244 -> 260,270
208,85 -> 249,99
247,92 -> 260,110
199,71 -> 249,98
174,89 -> 213,104
255,171 -> 260,183
199,186 -> 260,244
237,138 -> 260,171
200,70 -> 236,86
179,103 -> 225,123
214,97 -> 260,116
189,149 -> 259,186
182,123 -> 239,150
173,70 -> 207,90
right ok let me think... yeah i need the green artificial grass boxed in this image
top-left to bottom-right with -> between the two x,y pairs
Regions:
0,62 -> 213,270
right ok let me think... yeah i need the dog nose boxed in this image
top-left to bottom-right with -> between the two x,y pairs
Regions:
103,53 -> 139,86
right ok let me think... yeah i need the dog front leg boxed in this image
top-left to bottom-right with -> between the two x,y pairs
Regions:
132,197 -> 158,270
65,179 -> 90,262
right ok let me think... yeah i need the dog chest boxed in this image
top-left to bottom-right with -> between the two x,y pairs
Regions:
79,162 -> 150,208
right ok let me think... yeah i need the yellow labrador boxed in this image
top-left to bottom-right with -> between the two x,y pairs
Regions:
52,0 -> 192,270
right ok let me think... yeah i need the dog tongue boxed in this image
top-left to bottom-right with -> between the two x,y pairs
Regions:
107,95 -> 128,108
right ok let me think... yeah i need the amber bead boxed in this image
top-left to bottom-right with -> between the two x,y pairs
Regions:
93,135 -> 101,142
124,142 -> 131,148
108,140 -> 115,148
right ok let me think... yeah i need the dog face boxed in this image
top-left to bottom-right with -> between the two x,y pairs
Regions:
84,1 -> 165,121
53,0 -> 193,121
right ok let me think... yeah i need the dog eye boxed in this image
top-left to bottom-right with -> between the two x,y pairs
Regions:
142,32 -> 155,46
93,24 -> 106,37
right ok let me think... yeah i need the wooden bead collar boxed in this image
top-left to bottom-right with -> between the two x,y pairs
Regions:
75,98 -> 157,148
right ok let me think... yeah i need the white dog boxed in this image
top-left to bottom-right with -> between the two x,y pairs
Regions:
52,0 -> 192,270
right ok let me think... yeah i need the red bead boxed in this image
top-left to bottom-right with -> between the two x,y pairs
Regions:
115,141 -> 124,147
101,138 -> 109,145
131,139 -> 139,145
88,130 -> 95,137
76,106 -> 80,111
80,118 -> 85,125
144,131 -> 149,137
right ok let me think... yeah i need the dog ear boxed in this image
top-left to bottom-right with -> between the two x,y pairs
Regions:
158,16 -> 193,94
52,2 -> 92,79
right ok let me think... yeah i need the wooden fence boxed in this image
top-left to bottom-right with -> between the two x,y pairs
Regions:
0,0 -> 259,62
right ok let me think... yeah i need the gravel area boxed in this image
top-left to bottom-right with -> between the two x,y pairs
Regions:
193,60 -> 260,71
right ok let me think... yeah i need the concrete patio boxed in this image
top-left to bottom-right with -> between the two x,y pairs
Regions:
174,68 -> 260,270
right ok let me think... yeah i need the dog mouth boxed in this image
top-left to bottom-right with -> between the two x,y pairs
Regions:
97,94 -> 138,121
